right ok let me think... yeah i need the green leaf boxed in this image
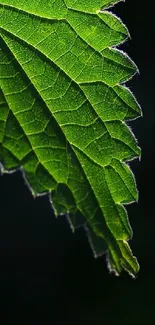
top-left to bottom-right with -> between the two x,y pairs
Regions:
0,0 -> 142,277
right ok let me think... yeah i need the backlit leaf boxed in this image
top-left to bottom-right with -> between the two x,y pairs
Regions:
0,0 -> 142,276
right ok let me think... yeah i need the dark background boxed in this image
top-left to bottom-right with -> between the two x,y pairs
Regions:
0,1 -> 154,324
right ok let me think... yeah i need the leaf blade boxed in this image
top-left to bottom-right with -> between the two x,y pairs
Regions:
0,0 -> 141,276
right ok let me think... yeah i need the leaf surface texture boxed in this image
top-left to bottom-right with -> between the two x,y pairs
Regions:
0,0 -> 142,276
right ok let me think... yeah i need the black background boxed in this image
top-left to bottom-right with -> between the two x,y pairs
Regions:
0,1 -> 154,324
